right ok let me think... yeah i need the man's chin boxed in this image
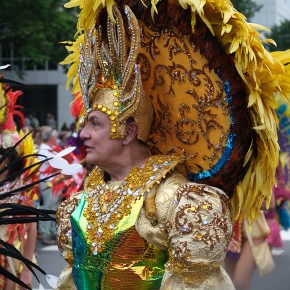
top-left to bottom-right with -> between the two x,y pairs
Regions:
85,155 -> 96,165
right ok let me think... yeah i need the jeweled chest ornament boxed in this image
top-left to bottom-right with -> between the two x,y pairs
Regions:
83,155 -> 182,255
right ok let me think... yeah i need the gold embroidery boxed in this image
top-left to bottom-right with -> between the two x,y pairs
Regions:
83,155 -> 183,254
56,195 -> 79,259
171,241 -> 192,262
139,22 -> 231,173
173,184 -> 232,251
166,253 -> 220,285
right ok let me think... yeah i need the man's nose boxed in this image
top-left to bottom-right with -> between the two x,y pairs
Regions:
79,125 -> 88,140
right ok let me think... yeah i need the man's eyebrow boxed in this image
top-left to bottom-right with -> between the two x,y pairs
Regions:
87,115 -> 99,122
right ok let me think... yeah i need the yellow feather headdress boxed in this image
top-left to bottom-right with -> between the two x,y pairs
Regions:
61,0 -> 290,222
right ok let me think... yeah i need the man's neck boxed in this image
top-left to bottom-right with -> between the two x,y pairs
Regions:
103,147 -> 150,181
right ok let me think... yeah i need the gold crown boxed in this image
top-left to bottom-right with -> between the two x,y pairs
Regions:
77,5 -> 152,141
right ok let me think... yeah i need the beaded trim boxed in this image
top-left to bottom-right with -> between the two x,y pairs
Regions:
79,101 -> 123,138
166,253 -> 220,285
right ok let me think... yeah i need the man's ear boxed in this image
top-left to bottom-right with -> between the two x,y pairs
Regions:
123,122 -> 139,145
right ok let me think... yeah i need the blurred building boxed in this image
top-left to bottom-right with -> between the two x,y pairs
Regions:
0,56 -> 74,131
252,0 -> 290,28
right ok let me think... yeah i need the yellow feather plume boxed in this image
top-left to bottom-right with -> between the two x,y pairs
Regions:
19,130 -> 40,176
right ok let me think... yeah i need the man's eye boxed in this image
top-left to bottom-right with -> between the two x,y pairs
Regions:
92,121 -> 101,126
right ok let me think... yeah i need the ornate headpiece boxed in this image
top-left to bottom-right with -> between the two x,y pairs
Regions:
62,0 -> 290,222
77,5 -> 152,141
0,77 -> 24,151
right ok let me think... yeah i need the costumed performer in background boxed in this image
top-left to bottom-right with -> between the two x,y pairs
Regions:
225,209 -> 273,290
225,98 -> 290,290
273,158 -> 290,232
0,78 -> 39,290
265,98 -> 290,250
267,98 -> 290,238
56,0 -> 290,289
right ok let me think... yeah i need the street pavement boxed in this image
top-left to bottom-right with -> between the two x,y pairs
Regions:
32,230 -> 290,290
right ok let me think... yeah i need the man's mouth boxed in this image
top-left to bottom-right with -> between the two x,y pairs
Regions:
84,144 -> 93,151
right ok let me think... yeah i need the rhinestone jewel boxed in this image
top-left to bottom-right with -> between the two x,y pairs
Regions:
97,227 -> 103,237
181,225 -> 190,232
67,207 -> 74,214
65,230 -> 72,237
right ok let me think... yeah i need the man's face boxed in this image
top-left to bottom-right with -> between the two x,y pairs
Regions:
79,110 -> 123,166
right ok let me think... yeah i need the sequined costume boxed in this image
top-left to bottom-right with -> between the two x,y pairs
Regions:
56,0 -> 290,289
0,78 -> 40,289
226,211 -> 270,259
56,155 -> 234,289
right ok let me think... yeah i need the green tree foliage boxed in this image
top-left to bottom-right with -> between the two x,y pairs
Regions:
231,0 -> 262,20
0,0 -> 266,68
0,0 -> 77,67
266,20 -> 290,51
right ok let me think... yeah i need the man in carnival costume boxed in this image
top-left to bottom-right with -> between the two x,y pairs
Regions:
56,0 -> 290,289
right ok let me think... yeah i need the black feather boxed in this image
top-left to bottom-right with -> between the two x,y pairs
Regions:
0,172 -> 60,200
0,203 -> 56,224
0,158 -> 54,187
0,78 -> 43,98
0,130 -> 35,163
0,266 -> 32,290
0,153 -> 48,177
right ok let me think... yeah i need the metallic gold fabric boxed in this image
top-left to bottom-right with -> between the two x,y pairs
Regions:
140,23 -> 231,176
82,155 -> 181,254
56,265 -> 76,290
137,175 -> 234,289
